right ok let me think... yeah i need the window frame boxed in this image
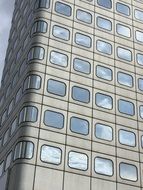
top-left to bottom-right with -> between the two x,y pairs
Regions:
68,150 -> 88,171
40,144 -> 62,165
43,110 -> 64,129
118,129 -> 136,147
119,162 -> 138,182
94,156 -> 114,176
70,116 -> 89,136
95,123 -> 113,142
118,99 -> 135,116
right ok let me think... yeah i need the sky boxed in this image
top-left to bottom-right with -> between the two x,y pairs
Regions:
0,0 -> 15,83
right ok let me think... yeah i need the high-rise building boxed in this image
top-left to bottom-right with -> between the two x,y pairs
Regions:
1,0 -> 143,189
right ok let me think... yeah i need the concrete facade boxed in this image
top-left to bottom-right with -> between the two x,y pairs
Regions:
0,0 -> 143,189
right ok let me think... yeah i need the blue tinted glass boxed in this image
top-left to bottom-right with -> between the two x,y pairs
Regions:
55,2 -> 71,16
116,3 -> 130,16
72,86 -> 90,103
97,17 -> 112,31
44,110 -> 64,129
118,99 -> 134,116
97,0 -> 112,9
70,117 -> 89,135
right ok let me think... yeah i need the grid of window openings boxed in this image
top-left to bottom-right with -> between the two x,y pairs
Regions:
1,0 -> 143,189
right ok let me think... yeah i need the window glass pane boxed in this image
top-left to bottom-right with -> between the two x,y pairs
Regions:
5,152 -> 12,170
136,31 -> 143,42
31,20 -> 48,34
95,123 -> 113,141
116,3 -> 130,16
137,53 -> 143,65
8,100 -> 14,115
117,47 -> 132,62
47,79 -> 66,97
15,88 -> 22,104
3,129 -> 9,146
26,107 -> 38,122
19,106 -> 38,123
44,110 -> 64,129
73,58 -> 91,74
28,46 -> 45,60
95,157 -> 113,176
37,0 -> 50,9
70,117 -> 89,135
135,9 -> 143,21
72,86 -> 90,103
139,106 -> 143,119
96,65 -> 112,81
24,75 -> 41,90
117,72 -> 133,87
25,142 -> 34,159
50,51 -> 68,67
119,130 -> 136,147
95,93 -> 113,109
138,78 -> 143,91
97,0 -> 112,9
0,162 -> 4,177
53,25 -> 70,40
76,9 -> 92,24
75,33 -> 91,48
118,99 -> 135,116
68,151 -> 88,170
10,118 -> 17,136
14,142 -> 22,160
97,40 -> 112,55
41,145 -> 61,164
97,17 -> 112,31
116,24 -> 131,37
120,163 -> 137,181
55,2 -> 71,17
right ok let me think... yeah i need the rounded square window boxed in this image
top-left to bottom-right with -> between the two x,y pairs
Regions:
116,24 -> 131,38
75,33 -> 92,48
44,110 -> 64,129
68,151 -> 88,171
76,9 -> 92,24
94,157 -> 113,176
53,25 -> 70,41
137,53 -> 143,65
118,99 -> 135,116
117,72 -> 133,87
120,163 -> 138,181
73,58 -> 91,74
116,3 -> 130,16
47,79 -> 66,97
55,2 -> 72,17
50,51 -> 68,67
36,0 -> 50,9
119,129 -> 136,147
96,40 -> 112,55
96,65 -> 112,81
97,16 -> 112,31
136,31 -> 143,43
135,9 -> 143,22
72,86 -> 90,103
95,123 -> 113,141
97,0 -> 112,9
95,93 -> 113,110
139,105 -> 143,119
41,145 -> 62,165
117,47 -> 132,62
70,117 -> 89,135
138,78 -> 143,91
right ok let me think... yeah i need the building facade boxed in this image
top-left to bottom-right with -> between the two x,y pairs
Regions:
1,0 -> 143,189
